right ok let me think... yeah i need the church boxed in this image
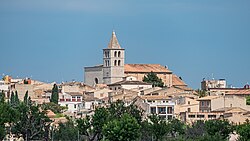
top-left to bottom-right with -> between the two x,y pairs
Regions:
84,31 -> 187,88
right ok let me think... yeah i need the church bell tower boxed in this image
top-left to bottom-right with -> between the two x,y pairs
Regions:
103,31 -> 125,84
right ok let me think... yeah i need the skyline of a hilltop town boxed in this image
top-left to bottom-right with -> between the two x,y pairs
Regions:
1,0 -> 250,88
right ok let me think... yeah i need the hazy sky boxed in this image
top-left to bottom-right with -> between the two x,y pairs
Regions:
0,0 -> 250,89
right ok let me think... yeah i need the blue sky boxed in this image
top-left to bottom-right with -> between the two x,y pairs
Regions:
0,0 -> 250,89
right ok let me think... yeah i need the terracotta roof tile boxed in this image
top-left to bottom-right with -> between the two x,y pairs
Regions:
124,64 -> 172,73
226,89 -> 250,95
172,74 -> 187,86
140,95 -> 171,100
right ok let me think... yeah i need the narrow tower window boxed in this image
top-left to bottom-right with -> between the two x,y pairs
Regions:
114,51 -> 117,57
114,60 -> 117,66
95,78 -> 99,84
118,60 -> 121,66
118,51 -> 121,57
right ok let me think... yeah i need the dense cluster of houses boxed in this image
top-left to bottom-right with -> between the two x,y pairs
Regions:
1,75 -> 250,124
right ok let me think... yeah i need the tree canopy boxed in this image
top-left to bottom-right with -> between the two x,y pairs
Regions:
143,72 -> 164,87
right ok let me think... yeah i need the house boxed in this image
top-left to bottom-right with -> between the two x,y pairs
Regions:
180,94 -> 250,124
107,79 -> 152,91
201,78 -> 226,90
175,96 -> 199,117
58,92 -> 84,113
141,95 -> 175,120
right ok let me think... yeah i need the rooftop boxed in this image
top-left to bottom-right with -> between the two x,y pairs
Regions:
140,95 -> 172,100
108,80 -> 151,86
107,31 -> 121,49
226,89 -> 250,95
197,96 -> 220,101
172,74 -> 187,86
124,64 -> 172,73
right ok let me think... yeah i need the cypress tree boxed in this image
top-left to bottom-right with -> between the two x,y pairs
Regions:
24,91 -> 28,105
14,91 -> 19,105
51,84 -> 59,104
10,91 -> 15,105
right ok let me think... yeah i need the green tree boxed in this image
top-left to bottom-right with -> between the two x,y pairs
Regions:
204,120 -> 233,140
10,91 -> 15,105
246,96 -> 250,105
168,118 -> 185,137
77,107 -> 109,141
77,100 -> 144,141
24,91 -> 28,105
41,102 -> 67,114
143,72 -> 164,87
147,114 -> 170,141
54,118 -> 78,141
236,120 -> 250,141
103,113 -> 141,141
50,84 -> 59,104
108,100 -> 144,124
185,120 -> 206,139
14,91 -> 20,105
12,102 -> 51,140
197,89 -> 207,98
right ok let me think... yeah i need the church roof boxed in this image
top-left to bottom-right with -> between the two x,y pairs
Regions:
124,64 -> 172,73
172,74 -> 187,86
108,31 -> 121,49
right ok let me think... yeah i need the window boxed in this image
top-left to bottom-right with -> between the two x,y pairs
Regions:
74,104 -> 77,108
118,51 -> 121,57
95,78 -> 99,84
118,60 -> 121,66
114,51 -> 117,57
114,60 -> 117,66
167,107 -> 173,114
66,104 -> 68,107
208,115 -> 216,118
188,115 -> 195,118
158,107 -> 166,114
197,115 -> 205,118
188,101 -> 190,105
201,101 -> 204,106
207,101 -> 210,106
187,108 -> 191,112
150,107 -> 156,114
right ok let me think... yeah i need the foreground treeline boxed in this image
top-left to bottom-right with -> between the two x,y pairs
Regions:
54,101 -> 250,141
1,92 -> 250,141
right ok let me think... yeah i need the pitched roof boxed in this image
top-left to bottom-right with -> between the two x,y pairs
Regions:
226,89 -> 250,95
172,74 -> 187,86
108,80 -> 151,86
108,31 -> 121,49
124,64 -> 172,73
197,96 -> 220,101
140,95 -> 172,100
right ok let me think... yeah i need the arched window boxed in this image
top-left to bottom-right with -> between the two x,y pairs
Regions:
95,78 -> 99,84
114,51 -> 117,57
118,60 -> 121,66
118,51 -> 121,57
107,60 -> 110,66
107,51 -> 110,58
114,60 -> 117,66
